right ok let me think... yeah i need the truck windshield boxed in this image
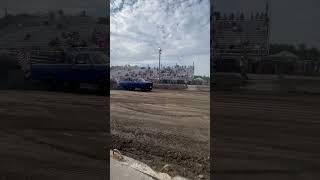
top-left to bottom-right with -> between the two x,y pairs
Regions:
137,78 -> 145,82
91,53 -> 107,64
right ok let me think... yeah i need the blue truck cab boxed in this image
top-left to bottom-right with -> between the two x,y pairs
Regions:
119,78 -> 153,91
30,51 -> 108,90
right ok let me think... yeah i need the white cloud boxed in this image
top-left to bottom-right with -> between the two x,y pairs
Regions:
110,0 -> 210,76
1,0 -> 106,17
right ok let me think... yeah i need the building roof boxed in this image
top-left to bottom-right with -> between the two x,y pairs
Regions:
269,50 -> 299,59
194,77 -> 204,81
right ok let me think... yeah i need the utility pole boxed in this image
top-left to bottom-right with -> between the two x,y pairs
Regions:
265,0 -> 271,56
240,41 -> 249,80
212,12 -> 218,76
4,8 -> 8,18
193,61 -> 195,79
158,47 -> 162,81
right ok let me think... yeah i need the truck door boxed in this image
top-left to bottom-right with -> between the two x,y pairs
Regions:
72,53 -> 94,83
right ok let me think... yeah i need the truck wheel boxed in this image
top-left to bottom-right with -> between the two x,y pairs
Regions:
98,83 -> 108,96
45,75 -> 59,91
67,82 -> 80,91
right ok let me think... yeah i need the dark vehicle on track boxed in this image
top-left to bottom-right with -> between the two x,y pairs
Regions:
119,78 -> 153,91
29,51 -> 108,91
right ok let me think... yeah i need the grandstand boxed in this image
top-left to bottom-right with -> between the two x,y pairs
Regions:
213,12 -> 269,58
213,2 -> 270,73
0,12 -> 108,50
111,65 -> 194,84
0,11 -> 108,73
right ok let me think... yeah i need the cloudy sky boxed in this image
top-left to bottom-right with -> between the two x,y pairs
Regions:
0,0 -> 106,17
215,0 -> 320,48
110,0 -> 210,76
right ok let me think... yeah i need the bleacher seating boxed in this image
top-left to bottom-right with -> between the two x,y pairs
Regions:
111,65 -> 194,83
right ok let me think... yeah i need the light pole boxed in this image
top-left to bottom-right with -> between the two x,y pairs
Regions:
158,47 -> 162,81
4,8 -> 8,18
240,40 -> 249,80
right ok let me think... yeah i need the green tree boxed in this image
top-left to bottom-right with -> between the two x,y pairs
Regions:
58,9 -> 64,17
49,11 -> 55,22
297,43 -> 307,58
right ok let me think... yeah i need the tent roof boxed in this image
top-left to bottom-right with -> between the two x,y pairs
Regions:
269,51 -> 299,59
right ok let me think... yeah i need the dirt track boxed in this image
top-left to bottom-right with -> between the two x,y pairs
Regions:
0,90 -> 108,180
5,88 -> 319,179
213,92 -> 320,180
110,89 -> 210,179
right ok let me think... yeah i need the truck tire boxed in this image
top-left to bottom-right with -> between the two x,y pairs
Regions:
97,77 -> 107,93
98,82 -> 108,96
44,75 -> 60,91
67,82 -> 80,92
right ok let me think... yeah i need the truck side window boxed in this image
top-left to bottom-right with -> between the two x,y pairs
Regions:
91,53 -> 107,64
66,55 -> 74,64
75,54 -> 89,64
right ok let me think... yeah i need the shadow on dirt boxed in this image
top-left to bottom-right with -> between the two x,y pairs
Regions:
0,80 -> 109,96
